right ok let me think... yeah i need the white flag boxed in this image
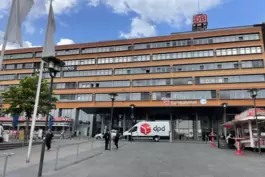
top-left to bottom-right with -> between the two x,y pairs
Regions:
42,1 -> 56,58
4,0 -> 34,46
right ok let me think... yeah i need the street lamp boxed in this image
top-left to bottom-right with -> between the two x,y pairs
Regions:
38,56 -> 65,177
221,102 -> 228,137
248,88 -> 261,155
130,104 -> 136,124
109,93 -> 117,151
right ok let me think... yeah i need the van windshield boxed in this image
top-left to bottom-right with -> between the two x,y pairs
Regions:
128,126 -> 137,133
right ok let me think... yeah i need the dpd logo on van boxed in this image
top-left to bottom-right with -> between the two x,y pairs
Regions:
153,125 -> 166,132
140,123 -> 151,135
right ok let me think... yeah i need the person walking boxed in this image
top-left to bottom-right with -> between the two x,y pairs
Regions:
114,130 -> 120,149
45,129 -> 54,151
103,130 -> 110,150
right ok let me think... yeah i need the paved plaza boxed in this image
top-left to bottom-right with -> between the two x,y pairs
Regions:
45,142 -> 265,177
2,141 -> 265,177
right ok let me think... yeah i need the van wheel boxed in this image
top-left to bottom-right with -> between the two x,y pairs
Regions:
154,136 -> 160,142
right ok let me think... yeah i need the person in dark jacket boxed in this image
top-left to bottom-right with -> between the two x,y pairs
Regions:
103,130 -> 110,150
45,129 -> 54,151
114,131 -> 120,149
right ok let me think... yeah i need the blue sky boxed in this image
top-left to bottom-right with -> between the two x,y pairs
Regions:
0,0 -> 265,49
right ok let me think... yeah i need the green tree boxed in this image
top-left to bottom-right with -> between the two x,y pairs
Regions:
2,75 -> 57,141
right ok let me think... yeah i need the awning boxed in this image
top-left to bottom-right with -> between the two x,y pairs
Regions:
221,121 -> 234,129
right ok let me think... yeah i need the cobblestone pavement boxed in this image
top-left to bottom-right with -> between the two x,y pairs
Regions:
43,141 -> 265,177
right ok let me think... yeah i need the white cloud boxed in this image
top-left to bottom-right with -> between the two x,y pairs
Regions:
57,38 -> 75,45
0,0 -> 83,35
88,0 -> 222,38
0,30 -> 39,50
120,17 -> 156,38
0,0 -> 11,19
39,28 -> 44,34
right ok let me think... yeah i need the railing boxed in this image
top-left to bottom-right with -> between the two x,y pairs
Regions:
54,140 -> 103,171
0,153 -> 14,177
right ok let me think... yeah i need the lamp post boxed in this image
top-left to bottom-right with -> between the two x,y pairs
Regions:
109,93 -> 117,151
221,102 -> 228,137
130,104 -> 135,124
38,56 -> 65,177
248,88 -> 261,155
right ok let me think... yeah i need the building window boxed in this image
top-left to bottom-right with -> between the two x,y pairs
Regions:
216,46 -> 262,57
196,74 -> 265,84
95,93 -> 150,101
152,50 -> 214,61
152,90 -> 216,100
173,61 -> 243,72
114,66 -> 170,75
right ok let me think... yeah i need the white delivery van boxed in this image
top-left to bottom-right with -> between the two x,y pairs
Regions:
123,121 -> 170,142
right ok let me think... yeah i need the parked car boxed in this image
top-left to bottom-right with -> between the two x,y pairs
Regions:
95,129 -> 117,140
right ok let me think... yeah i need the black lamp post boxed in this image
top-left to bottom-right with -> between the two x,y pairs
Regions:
130,104 -> 135,124
38,56 -> 65,177
248,88 -> 261,155
109,93 -> 117,150
221,102 -> 228,137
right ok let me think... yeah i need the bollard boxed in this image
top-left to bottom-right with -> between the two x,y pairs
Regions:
235,139 -> 244,155
90,140 -> 94,149
76,144 -> 80,163
54,146 -> 60,171
210,129 -> 216,147
2,156 -> 8,177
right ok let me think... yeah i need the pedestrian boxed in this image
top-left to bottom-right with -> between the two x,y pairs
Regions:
114,130 -> 120,149
78,131 -> 81,140
45,129 -> 54,151
60,130 -> 65,140
0,122 -> 4,143
103,130 -> 110,150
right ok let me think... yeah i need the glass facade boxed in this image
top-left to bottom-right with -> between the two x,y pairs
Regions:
152,91 -> 217,100
216,46 -> 262,56
195,74 -> 265,84
98,55 -> 150,64
64,59 -> 96,66
114,65 -> 170,75
63,69 -> 112,77
56,94 -> 93,102
0,74 -> 16,81
193,33 -> 259,45
220,89 -> 265,99
152,50 -> 214,61
95,93 -> 150,101
173,59 -> 263,72
79,80 -> 130,88
132,77 -> 193,87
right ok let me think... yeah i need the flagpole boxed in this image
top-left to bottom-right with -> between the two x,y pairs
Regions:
0,39 -> 7,71
26,60 -> 44,163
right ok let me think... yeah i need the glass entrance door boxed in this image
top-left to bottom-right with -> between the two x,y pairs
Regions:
174,115 -> 202,141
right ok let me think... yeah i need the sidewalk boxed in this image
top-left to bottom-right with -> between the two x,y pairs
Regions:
43,142 -> 265,177
0,139 -> 105,177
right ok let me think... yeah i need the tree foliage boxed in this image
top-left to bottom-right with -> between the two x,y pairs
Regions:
2,75 -> 57,120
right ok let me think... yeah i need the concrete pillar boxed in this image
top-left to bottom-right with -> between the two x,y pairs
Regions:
73,108 -> 78,133
123,112 -> 126,133
195,112 -> 198,140
170,114 -> 173,143
89,114 -> 95,139
101,115 -> 105,133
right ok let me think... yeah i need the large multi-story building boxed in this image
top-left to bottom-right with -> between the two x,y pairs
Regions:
1,23 -> 265,139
